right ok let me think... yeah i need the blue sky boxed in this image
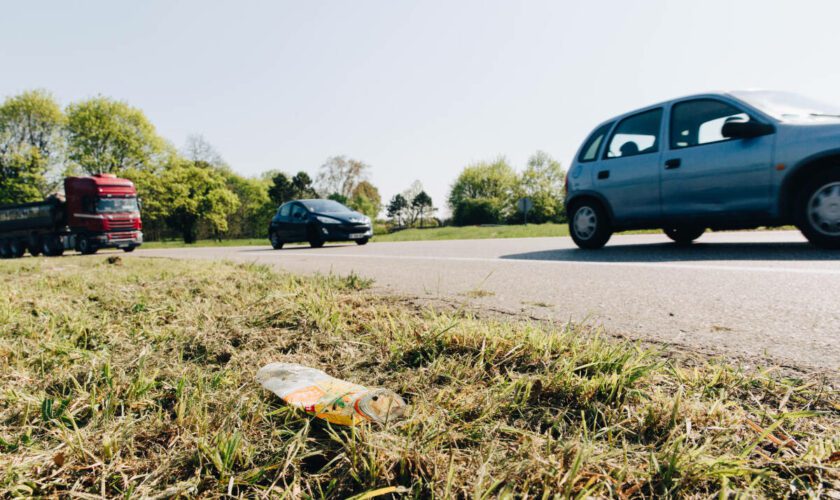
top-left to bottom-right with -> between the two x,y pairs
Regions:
2,1 -> 838,213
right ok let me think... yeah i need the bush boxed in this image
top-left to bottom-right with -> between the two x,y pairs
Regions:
452,198 -> 502,226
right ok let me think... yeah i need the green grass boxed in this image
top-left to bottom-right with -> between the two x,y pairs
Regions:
0,257 -> 837,497
141,224 -> 572,249
374,223 -> 571,242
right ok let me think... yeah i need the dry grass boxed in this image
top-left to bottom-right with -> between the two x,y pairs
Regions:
0,257 -> 837,498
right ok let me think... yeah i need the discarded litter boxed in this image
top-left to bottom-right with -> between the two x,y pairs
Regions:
256,362 -> 406,426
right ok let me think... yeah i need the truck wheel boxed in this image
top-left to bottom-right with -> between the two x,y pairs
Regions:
663,227 -> 705,246
355,238 -> 369,246
9,240 -> 26,258
123,246 -> 136,253
0,240 -> 10,259
796,172 -> 840,249
78,237 -> 98,255
28,238 -> 42,257
569,200 -> 612,249
42,236 -> 64,257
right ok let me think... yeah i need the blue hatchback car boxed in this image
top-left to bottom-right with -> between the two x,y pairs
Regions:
565,90 -> 840,249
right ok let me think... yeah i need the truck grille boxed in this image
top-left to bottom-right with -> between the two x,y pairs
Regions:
107,219 -> 135,230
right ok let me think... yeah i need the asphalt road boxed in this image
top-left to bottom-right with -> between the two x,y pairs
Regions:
137,230 -> 840,372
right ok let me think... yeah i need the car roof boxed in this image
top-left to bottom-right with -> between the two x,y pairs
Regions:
593,90 -> 766,128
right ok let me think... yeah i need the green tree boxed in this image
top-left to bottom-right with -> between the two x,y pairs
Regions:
448,157 -> 517,225
0,150 -> 47,205
138,158 -> 239,243
349,180 -> 382,218
452,198 -> 501,226
412,190 -> 434,227
327,192 -> 348,204
0,90 -> 66,202
268,171 -> 318,205
386,194 -> 408,227
516,151 -> 566,223
291,172 -> 318,198
66,96 -> 164,175
268,172 -> 293,205
223,171 -> 273,239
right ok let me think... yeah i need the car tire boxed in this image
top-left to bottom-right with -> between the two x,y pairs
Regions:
663,227 -> 705,246
796,171 -> 840,249
569,200 -> 612,249
78,237 -> 98,255
270,231 -> 284,250
355,238 -> 369,246
9,240 -> 26,258
309,238 -> 325,248
123,246 -> 136,253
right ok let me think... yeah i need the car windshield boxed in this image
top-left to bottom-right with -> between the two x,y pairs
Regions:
300,199 -> 352,213
731,90 -> 840,121
96,197 -> 139,213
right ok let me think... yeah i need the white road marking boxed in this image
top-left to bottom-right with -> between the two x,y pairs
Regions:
256,251 -> 840,276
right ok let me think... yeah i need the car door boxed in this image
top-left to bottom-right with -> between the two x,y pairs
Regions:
661,98 -> 775,222
596,107 -> 664,226
273,203 -> 292,239
288,203 -> 309,241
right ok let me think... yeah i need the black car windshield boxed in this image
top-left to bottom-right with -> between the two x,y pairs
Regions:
300,200 -> 352,213
96,197 -> 139,213
731,90 -> 840,121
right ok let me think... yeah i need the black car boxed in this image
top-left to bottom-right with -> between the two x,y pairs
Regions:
268,199 -> 373,249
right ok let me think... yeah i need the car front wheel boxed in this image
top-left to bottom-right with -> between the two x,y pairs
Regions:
797,172 -> 840,249
569,201 -> 612,249
269,231 -> 284,250
355,237 -> 369,246
663,227 -> 705,246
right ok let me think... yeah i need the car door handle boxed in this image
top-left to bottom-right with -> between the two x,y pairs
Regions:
664,158 -> 681,169
597,170 -> 610,180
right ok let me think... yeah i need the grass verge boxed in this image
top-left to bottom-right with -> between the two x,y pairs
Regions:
140,224 -> 573,249
0,257 -> 837,497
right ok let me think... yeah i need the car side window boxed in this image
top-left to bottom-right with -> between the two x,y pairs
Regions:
279,204 -> 291,218
670,99 -> 750,149
605,108 -> 663,159
290,204 -> 308,220
578,122 -> 614,162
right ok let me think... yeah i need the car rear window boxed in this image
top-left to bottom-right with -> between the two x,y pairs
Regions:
578,122 -> 613,162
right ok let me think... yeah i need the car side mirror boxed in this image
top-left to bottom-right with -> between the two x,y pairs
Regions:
721,118 -> 774,139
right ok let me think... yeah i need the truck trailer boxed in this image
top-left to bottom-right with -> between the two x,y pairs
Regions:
0,174 -> 143,258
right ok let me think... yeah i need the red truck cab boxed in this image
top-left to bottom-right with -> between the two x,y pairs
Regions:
65,174 -> 143,253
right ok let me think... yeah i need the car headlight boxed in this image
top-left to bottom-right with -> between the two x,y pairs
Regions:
316,216 -> 340,224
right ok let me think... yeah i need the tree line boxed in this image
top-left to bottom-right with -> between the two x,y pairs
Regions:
446,151 -> 567,226
1,89 -> 567,242
0,90 -> 385,242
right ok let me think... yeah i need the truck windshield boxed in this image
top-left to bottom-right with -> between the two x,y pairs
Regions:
731,90 -> 840,121
96,197 -> 139,213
